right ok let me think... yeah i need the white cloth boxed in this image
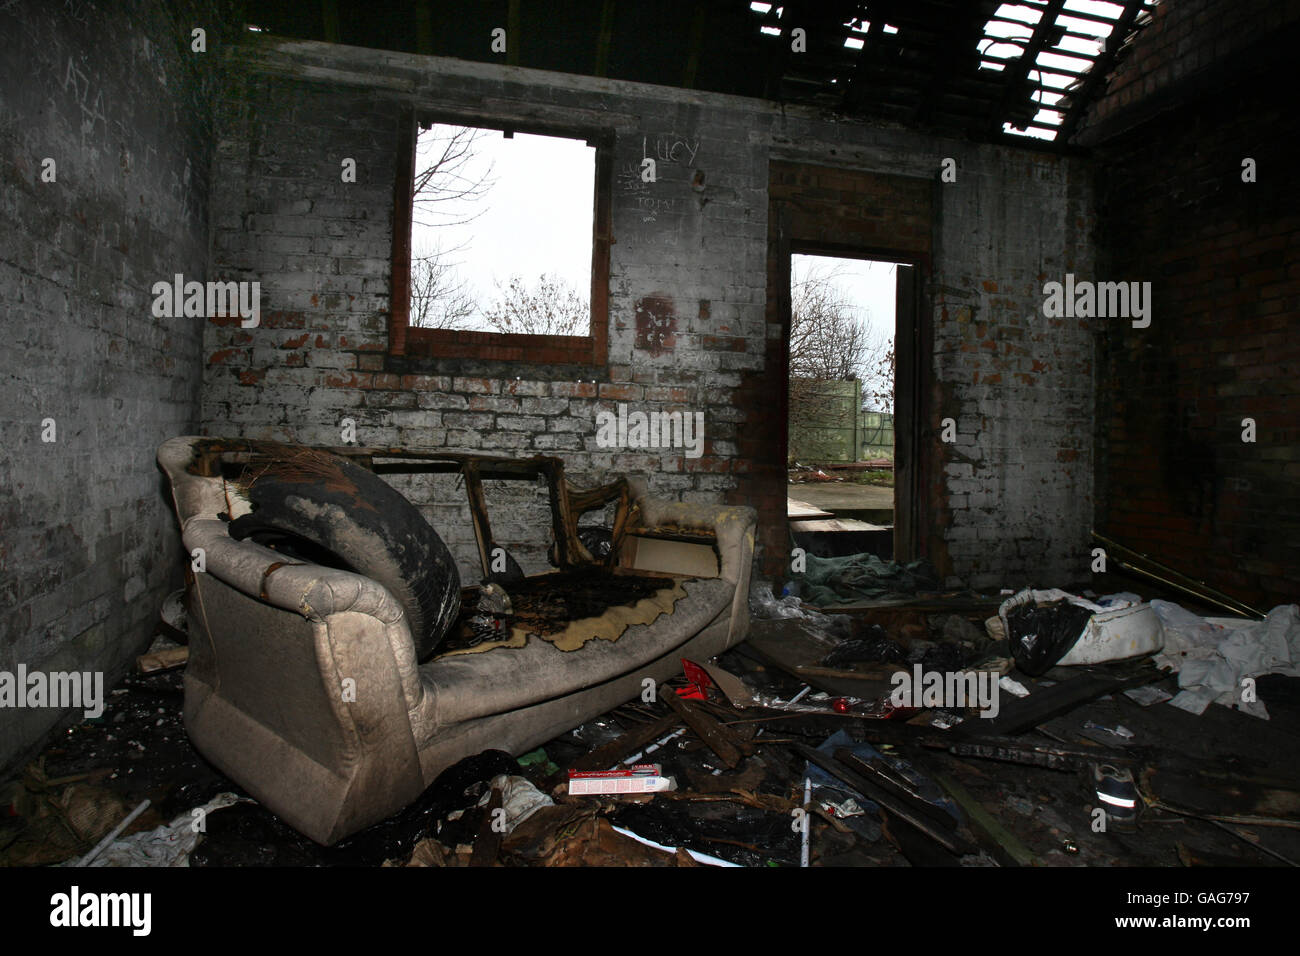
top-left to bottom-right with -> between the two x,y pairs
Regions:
1152,601 -> 1300,719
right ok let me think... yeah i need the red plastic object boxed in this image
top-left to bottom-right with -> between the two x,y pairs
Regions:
678,659 -> 714,699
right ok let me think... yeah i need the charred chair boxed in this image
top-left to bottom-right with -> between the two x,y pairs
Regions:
158,436 -> 755,844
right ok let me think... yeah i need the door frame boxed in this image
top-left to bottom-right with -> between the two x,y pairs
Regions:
778,240 -> 928,563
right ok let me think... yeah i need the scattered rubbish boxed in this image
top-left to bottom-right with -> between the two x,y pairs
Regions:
517,747 -> 559,778
1001,588 -> 1162,676
678,659 -> 713,699
818,794 -> 867,819
136,627 -> 190,674
459,774 -> 553,839
999,676 -> 1030,698
1004,592 -> 1102,675
568,714 -> 681,772
76,794 -> 249,867
696,660 -> 761,708
568,716 -> 626,750
1092,763 -> 1141,831
957,672 -> 1159,737
622,729 -> 686,766
1083,720 -> 1135,740
662,692 -> 753,768
822,627 -> 907,666
609,824 -> 738,867
797,742 -> 973,857
1124,685 -> 1174,707
749,584 -> 852,639
568,765 -> 677,795
75,799 -> 151,866
0,760 -> 135,866
750,583 -> 816,620
931,770 -> 1038,867
157,589 -> 189,643
1153,601 -> 1300,719
799,553 -> 940,605
504,804 -> 700,866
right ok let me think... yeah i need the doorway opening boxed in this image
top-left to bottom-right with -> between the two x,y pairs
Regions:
786,253 -> 910,563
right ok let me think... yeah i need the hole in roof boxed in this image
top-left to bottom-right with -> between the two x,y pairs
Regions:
993,4 -> 1045,26
1037,50 -> 1094,72
1064,0 -> 1124,18
1056,34 -> 1105,57
1057,14 -> 1115,39
1002,122 -> 1058,141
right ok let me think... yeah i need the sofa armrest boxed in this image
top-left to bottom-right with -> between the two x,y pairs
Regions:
626,479 -> 757,585
625,480 -> 757,642
183,516 -> 425,718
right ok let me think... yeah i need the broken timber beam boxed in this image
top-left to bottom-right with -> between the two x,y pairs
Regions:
663,693 -> 752,769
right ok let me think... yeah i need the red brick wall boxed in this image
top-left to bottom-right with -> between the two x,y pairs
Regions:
1088,3 -> 1300,607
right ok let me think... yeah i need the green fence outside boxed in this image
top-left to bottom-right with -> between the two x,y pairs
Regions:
788,377 -> 894,462
859,409 -> 894,460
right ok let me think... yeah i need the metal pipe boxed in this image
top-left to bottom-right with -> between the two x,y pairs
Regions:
1091,530 -> 1265,619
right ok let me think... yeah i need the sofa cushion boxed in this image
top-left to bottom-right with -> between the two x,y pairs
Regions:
415,575 -> 733,731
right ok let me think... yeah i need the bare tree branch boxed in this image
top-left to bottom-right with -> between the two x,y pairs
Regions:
412,124 -> 496,230
409,241 -> 479,330
482,273 -> 589,336
788,261 -> 894,413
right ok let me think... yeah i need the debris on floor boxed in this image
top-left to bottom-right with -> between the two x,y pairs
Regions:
4,576 -> 1299,868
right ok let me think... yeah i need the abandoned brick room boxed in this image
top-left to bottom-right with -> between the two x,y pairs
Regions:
2,0 -> 1299,901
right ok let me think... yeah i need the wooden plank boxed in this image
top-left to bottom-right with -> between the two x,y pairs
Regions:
136,646 -> 189,673
461,460 -> 495,579
787,497 -> 834,520
929,770 -> 1037,867
662,693 -> 751,769
789,518 -> 890,533
955,673 -> 1158,738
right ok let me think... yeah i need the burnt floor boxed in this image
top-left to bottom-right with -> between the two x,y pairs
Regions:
3,631 -> 1299,868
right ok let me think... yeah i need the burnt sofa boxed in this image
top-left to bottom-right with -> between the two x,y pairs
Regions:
157,436 -> 755,844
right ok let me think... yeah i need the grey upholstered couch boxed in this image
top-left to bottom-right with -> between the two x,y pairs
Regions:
157,436 -> 755,844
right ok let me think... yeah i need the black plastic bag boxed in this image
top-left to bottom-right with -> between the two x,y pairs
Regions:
1007,599 -> 1094,676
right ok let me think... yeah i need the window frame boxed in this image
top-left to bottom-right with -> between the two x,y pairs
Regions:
387,108 -> 611,366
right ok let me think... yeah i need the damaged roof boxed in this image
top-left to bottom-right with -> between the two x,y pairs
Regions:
242,0 -> 1159,148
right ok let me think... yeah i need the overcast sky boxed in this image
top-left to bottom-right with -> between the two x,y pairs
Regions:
412,125 -> 594,329
792,253 -> 898,349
